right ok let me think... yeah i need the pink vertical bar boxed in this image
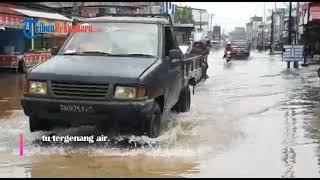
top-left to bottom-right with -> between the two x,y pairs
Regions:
20,133 -> 23,156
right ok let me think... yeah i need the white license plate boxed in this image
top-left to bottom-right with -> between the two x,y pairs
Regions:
59,104 -> 93,113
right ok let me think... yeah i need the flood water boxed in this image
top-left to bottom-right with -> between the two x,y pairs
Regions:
1,50 -> 320,177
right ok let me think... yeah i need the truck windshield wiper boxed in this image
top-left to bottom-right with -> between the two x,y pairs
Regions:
61,52 -> 155,58
107,54 -> 156,58
61,51 -> 111,56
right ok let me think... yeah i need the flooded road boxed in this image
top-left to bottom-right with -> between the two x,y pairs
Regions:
1,50 -> 320,177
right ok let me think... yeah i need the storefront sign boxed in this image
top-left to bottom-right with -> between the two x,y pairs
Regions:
24,53 -> 52,66
282,45 -> 304,62
0,55 -> 19,67
0,14 -> 25,29
0,53 -> 52,68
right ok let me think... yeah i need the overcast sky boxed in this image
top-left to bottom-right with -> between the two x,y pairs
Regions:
174,2 -> 291,33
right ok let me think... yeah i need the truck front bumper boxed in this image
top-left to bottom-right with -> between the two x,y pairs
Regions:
21,97 -> 155,128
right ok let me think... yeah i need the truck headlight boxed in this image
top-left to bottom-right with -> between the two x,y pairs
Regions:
29,81 -> 47,95
114,86 -> 146,99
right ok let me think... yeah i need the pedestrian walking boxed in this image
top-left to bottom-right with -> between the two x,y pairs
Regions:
202,39 -> 210,79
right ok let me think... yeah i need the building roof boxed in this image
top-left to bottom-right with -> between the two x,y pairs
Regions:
10,7 -> 72,21
83,16 -> 169,24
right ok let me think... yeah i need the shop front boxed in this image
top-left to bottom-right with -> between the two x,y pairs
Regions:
0,6 -> 72,72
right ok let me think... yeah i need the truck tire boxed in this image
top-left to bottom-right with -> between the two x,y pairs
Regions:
18,60 -> 27,73
172,86 -> 191,113
29,117 -> 52,132
145,102 -> 161,138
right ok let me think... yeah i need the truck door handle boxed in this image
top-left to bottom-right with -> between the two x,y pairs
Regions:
171,59 -> 181,65
172,59 -> 180,63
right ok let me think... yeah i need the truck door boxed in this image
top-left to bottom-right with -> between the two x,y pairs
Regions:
164,26 -> 182,108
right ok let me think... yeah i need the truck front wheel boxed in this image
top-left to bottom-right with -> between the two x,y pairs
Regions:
172,86 -> 191,113
144,102 -> 161,138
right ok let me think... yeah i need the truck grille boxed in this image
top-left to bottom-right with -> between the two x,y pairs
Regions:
51,82 -> 109,99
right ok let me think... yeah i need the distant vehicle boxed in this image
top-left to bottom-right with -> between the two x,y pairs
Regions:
231,41 -> 250,58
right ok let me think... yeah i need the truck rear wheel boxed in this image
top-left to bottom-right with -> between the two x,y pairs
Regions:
172,86 -> 191,113
29,117 -> 53,132
145,102 -> 161,138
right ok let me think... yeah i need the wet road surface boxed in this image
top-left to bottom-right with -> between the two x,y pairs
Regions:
1,50 -> 320,177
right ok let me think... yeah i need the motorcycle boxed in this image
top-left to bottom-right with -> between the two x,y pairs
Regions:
225,51 -> 232,63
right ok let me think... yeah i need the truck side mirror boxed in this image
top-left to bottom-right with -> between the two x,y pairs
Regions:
169,49 -> 182,60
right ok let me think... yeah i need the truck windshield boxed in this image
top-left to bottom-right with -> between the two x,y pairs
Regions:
59,22 -> 159,57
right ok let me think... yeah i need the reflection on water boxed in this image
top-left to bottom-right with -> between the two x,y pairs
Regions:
0,73 -> 25,120
280,71 -> 320,177
27,155 -> 199,178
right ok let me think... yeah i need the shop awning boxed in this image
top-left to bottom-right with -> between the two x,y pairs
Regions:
9,7 -> 72,22
0,5 -> 72,29
310,3 -> 320,21
0,5 -> 72,23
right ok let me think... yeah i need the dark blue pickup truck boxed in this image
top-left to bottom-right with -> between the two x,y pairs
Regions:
21,14 -> 204,138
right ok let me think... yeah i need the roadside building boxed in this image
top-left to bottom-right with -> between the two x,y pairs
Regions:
192,8 -> 209,39
212,25 -> 221,47
0,3 -> 72,70
299,2 -> 320,58
246,22 -> 253,47
246,16 -> 263,49
31,2 -> 151,17
257,24 -> 264,50
172,5 -> 209,40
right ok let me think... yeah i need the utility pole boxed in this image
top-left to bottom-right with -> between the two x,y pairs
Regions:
287,2 -> 297,68
270,10 -> 274,55
263,1 -> 266,51
287,2 -> 292,68
200,10 -> 202,31
211,14 -> 214,32
288,2 -> 292,45
210,14 -> 212,32
72,2 -> 79,16
149,2 -> 152,14
296,2 -> 299,44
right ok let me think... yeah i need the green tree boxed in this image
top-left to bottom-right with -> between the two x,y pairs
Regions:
174,6 -> 195,24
